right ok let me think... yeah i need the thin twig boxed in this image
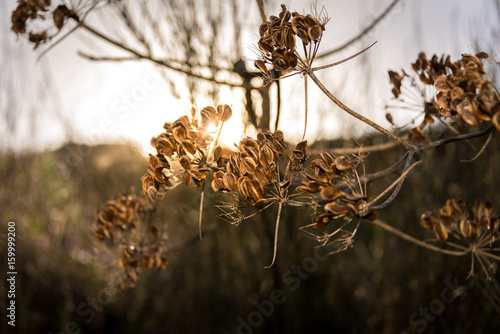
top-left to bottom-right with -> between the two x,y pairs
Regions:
256,0 -> 267,23
265,202 -> 283,268
310,141 -> 400,155
312,42 -> 377,72
316,0 -> 402,59
416,125 -> 495,151
461,129 -> 495,162
78,22 -> 242,88
369,219 -> 470,256
370,150 -> 418,210
308,70 -> 412,149
303,75 -> 308,140
198,183 -> 205,240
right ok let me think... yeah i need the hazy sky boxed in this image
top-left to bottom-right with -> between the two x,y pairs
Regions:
1,0 -> 496,153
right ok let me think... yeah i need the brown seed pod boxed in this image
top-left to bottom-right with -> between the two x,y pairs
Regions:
182,170 -> 192,186
181,139 -> 197,155
219,104 -> 233,123
315,213 -> 332,227
179,155 -> 191,170
211,178 -> 226,192
420,211 -> 435,229
335,156 -> 355,170
459,220 -> 473,238
307,25 -> 322,41
201,106 -> 217,126
320,186 -> 340,201
433,221 -> 448,242
172,125 -> 187,143
255,59 -> 269,76
223,172 -> 237,191
324,202 -> 349,216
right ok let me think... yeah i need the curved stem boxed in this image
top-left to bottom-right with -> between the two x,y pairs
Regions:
416,125 -> 495,152
308,70 -> 412,149
369,150 -> 418,210
369,219 -> 469,256
265,202 -> 283,268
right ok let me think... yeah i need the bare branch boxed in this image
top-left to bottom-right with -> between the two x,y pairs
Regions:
316,0 -> 402,59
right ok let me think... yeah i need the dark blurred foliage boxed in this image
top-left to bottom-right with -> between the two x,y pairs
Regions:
1,132 -> 500,334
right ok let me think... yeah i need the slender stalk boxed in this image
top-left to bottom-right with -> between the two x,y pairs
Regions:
303,75 -> 308,140
256,0 -> 267,23
416,125 -> 495,151
310,141 -> 400,155
308,70 -> 413,149
370,219 -> 470,256
369,150 -> 418,210
265,202 -> 283,268
311,42 -> 377,72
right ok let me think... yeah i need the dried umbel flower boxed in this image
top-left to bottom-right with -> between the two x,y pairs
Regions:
255,4 -> 329,79
142,105 -> 233,201
211,129 -> 285,205
94,194 -> 146,241
118,243 -> 168,290
295,150 -> 375,226
421,198 -> 500,242
421,198 -> 500,278
388,52 -> 500,141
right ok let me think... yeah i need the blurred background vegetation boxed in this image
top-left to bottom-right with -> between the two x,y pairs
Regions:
1,135 -> 500,334
2,0 -> 500,333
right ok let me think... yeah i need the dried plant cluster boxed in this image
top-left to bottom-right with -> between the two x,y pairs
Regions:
12,1 -> 500,289
93,193 -> 167,289
11,0 -> 84,48
254,4 -> 329,81
87,4 -> 500,285
421,199 -> 500,277
388,52 -> 500,144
